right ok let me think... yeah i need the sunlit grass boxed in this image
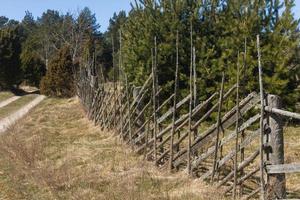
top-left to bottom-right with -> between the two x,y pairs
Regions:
0,94 -> 38,119
284,125 -> 300,198
0,97 -> 226,200
0,91 -> 14,102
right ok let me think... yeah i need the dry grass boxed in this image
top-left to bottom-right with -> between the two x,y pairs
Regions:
0,97 -> 226,200
0,91 -> 14,102
0,94 -> 38,119
192,118 -> 300,198
284,125 -> 300,198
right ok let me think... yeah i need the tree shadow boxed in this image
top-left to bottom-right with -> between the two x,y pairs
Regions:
10,87 -> 40,96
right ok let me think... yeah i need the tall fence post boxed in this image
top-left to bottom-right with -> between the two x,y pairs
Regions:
133,86 -> 143,127
133,87 -> 141,103
266,94 -> 286,199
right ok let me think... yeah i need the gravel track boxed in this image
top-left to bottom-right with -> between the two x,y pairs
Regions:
0,95 -> 46,133
0,96 -> 21,108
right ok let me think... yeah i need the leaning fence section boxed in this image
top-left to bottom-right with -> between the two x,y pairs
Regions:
76,35 -> 300,200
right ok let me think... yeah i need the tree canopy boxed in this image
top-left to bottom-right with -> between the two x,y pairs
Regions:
0,1 -> 299,106
121,0 -> 300,110
0,25 -> 23,89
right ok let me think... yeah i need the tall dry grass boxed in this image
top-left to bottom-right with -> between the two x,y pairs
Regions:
0,98 -> 226,200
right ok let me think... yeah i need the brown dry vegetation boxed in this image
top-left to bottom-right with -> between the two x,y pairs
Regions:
224,124 -> 300,198
284,126 -> 300,197
0,97 -> 227,200
0,91 -> 14,102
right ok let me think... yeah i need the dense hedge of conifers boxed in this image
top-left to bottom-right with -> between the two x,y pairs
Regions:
120,0 -> 300,112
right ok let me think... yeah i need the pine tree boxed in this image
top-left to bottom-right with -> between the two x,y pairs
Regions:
121,0 -> 300,111
102,11 -> 127,80
20,12 -> 46,87
261,0 -> 300,110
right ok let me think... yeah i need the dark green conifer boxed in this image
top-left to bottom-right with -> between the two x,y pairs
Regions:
40,46 -> 75,97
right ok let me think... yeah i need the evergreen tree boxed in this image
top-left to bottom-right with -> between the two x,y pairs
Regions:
261,0 -> 300,110
21,41 -> 46,87
0,26 -> 23,89
0,16 -> 9,28
22,11 -> 36,35
40,45 -> 75,97
102,11 -> 127,80
20,12 -> 46,87
121,0 -> 300,110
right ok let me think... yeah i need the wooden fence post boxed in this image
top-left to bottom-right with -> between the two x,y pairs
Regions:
266,94 -> 286,199
133,86 -> 143,127
133,87 -> 141,102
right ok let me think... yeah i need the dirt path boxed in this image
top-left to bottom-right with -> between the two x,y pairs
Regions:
0,95 -> 45,133
0,96 -> 21,108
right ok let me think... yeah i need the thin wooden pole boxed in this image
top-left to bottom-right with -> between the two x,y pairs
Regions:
152,38 -> 158,161
119,30 -> 123,137
211,72 -> 225,182
189,7 -> 195,108
144,117 -> 151,159
187,24 -> 193,175
257,34 -> 266,200
264,106 -> 300,119
111,35 -> 117,131
125,74 -> 132,144
240,38 -> 247,197
155,43 -> 159,111
193,47 -> 198,140
193,47 -> 197,108
169,30 -> 179,171
118,31 -> 122,84
233,52 -> 240,199
155,36 -> 162,152
190,22 -> 193,77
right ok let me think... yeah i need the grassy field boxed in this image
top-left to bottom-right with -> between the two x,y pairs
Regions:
0,97 -> 226,200
0,94 -> 38,119
284,125 -> 300,198
0,91 -> 14,102
0,93 -> 298,199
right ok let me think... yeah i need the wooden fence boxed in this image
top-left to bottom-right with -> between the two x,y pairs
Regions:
76,35 -> 300,200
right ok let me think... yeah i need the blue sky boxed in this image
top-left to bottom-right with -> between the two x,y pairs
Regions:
0,0 -> 299,32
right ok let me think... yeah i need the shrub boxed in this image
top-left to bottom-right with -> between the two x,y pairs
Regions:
40,46 -> 75,97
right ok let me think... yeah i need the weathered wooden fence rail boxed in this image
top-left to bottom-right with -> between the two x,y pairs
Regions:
76,35 -> 300,200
